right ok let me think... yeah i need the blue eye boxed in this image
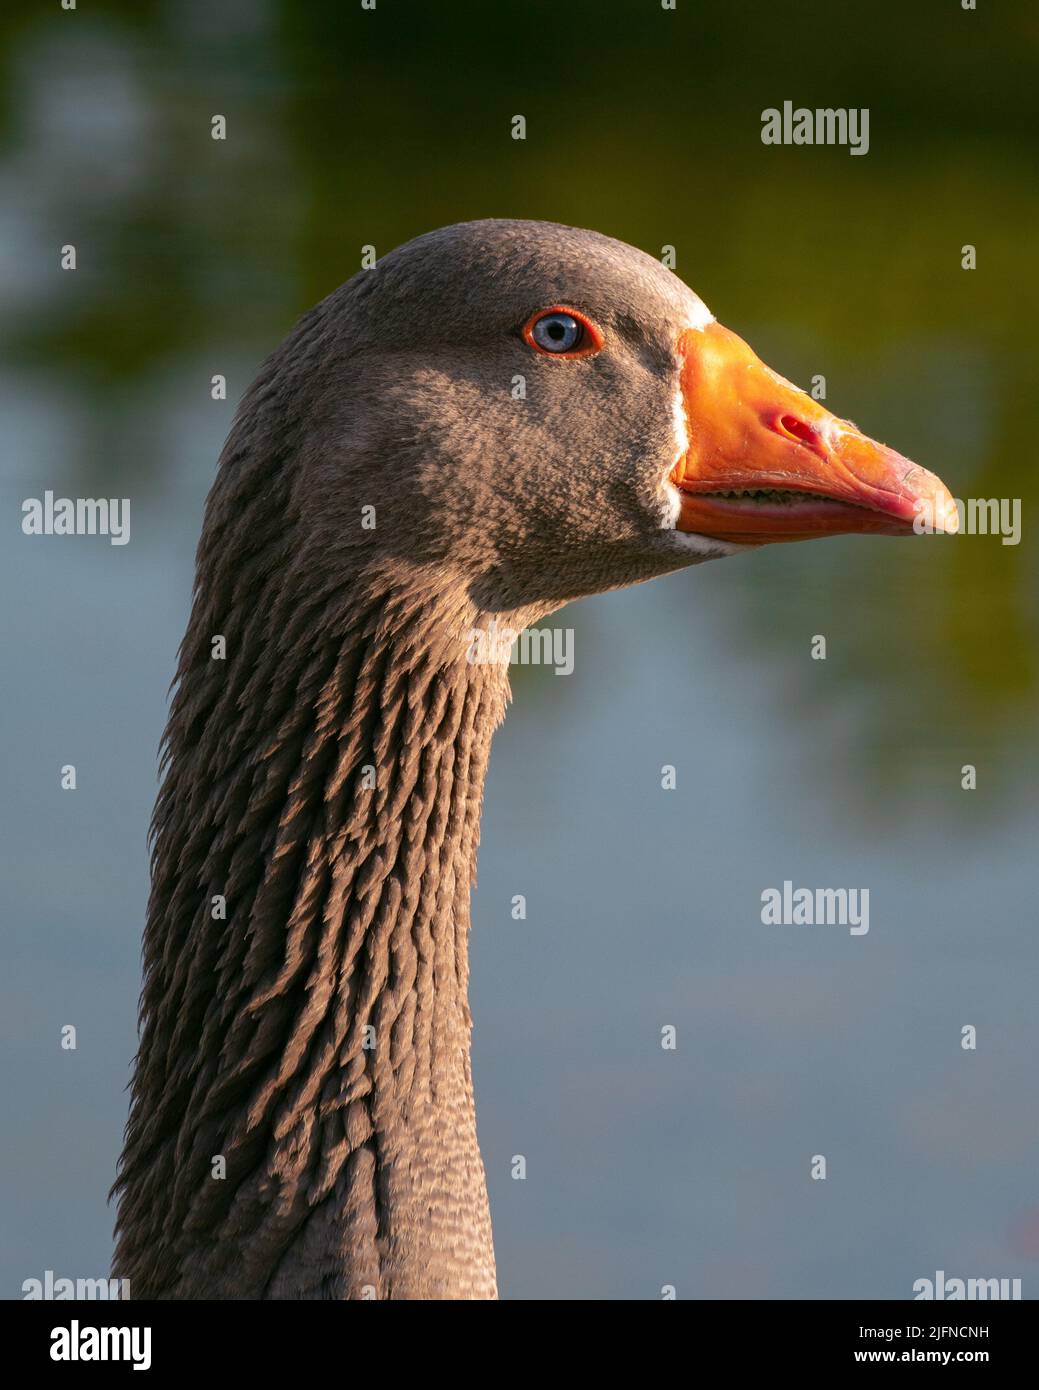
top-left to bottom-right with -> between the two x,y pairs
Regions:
530,311 -> 583,353
523,306 -> 603,358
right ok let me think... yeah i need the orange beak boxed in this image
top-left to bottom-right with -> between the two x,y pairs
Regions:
672,323 -> 958,544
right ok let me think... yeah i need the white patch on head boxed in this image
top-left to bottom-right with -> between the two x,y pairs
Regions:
659,477 -> 746,558
659,377 -> 690,530
684,296 -> 715,332
670,382 -> 690,461
660,473 -> 682,530
656,334 -> 747,560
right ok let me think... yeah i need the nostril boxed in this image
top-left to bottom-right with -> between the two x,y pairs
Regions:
779,415 -> 817,445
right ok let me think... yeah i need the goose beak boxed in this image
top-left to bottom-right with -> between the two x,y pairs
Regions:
671,322 -> 958,545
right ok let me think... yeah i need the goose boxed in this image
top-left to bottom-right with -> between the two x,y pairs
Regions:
112,218 -> 955,1300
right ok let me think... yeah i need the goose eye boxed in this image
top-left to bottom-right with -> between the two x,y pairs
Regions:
522,305 -> 603,358
532,312 -> 581,352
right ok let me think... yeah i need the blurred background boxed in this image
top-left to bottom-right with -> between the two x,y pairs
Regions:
1,0 -> 1037,1299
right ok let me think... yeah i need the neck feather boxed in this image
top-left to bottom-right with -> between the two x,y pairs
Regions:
114,562 -> 512,1299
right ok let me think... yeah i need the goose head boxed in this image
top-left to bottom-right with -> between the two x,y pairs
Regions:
288,218 -> 955,623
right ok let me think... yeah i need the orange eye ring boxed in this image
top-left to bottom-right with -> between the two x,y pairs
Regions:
522,305 -> 604,359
